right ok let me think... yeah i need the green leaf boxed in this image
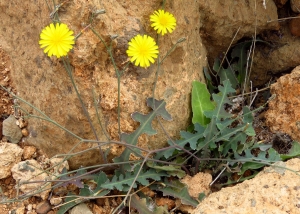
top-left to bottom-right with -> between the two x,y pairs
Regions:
101,168 -> 167,191
222,132 -> 247,155
203,67 -> 217,94
192,81 -> 215,126
157,179 -> 198,207
213,58 -> 239,89
280,141 -> 300,160
198,192 -> 206,202
204,80 -> 235,120
57,185 -> 91,214
155,123 -> 205,159
235,147 -> 281,175
130,195 -> 155,214
114,98 -> 172,171
147,162 -> 186,178
57,193 -> 78,214
231,41 -> 252,83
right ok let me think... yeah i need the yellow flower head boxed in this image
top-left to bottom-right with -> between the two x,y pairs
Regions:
39,23 -> 75,58
126,34 -> 159,68
150,10 -> 176,35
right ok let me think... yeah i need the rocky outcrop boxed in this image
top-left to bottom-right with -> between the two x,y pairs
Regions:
266,66 -> 300,141
0,0 -> 207,168
192,158 -> 300,213
198,0 -> 279,62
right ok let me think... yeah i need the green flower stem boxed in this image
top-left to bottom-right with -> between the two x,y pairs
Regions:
92,87 -> 111,141
62,57 -> 107,163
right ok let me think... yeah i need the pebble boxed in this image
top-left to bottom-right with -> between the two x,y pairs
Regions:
22,128 -> 29,137
49,197 -> 62,206
27,204 -> 33,211
36,200 -> 51,214
22,146 -> 37,160
69,203 -> 93,214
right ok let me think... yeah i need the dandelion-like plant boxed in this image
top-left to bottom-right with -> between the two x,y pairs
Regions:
150,10 -> 176,35
126,34 -> 159,68
39,23 -> 75,58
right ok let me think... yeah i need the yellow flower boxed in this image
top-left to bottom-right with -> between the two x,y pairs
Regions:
126,34 -> 159,68
150,10 -> 176,35
39,23 -> 75,58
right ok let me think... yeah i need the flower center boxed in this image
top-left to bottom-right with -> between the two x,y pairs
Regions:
138,46 -> 147,56
159,15 -> 168,26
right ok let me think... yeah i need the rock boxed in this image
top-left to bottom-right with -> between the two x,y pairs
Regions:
2,115 -> 22,144
49,197 -> 62,206
265,66 -> 300,141
291,0 -> 300,13
11,160 -> 51,200
49,157 -> 69,174
36,200 -> 51,214
22,146 -> 37,160
192,159 -> 300,213
15,205 -> 25,214
0,142 -> 23,179
0,0 -> 206,168
181,172 -> 212,198
198,0 -> 279,62
70,203 -> 93,214
251,22 -> 300,86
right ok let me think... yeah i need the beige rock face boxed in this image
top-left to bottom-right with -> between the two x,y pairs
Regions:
0,142 -> 23,179
0,1 -> 206,168
265,66 -> 300,141
192,159 -> 300,214
198,0 -> 279,61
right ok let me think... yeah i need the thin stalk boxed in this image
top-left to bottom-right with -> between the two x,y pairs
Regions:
92,87 -> 111,141
62,57 -> 107,163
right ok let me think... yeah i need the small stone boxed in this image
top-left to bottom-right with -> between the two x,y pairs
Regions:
22,146 -> 37,160
2,115 -> 23,144
21,128 -> 29,137
26,211 -> 37,214
69,203 -> 93,214
49,197 -> 62,206
27,204 -> 33,211
36,201 -> 51,214
15,206 -> 25,214
17,119 -> 28,129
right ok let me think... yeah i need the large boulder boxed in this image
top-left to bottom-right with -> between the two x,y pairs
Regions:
0,0 -> 206,168
192,158 -> 300,213
198,0 -> 279,62
266,66 -> 300,141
